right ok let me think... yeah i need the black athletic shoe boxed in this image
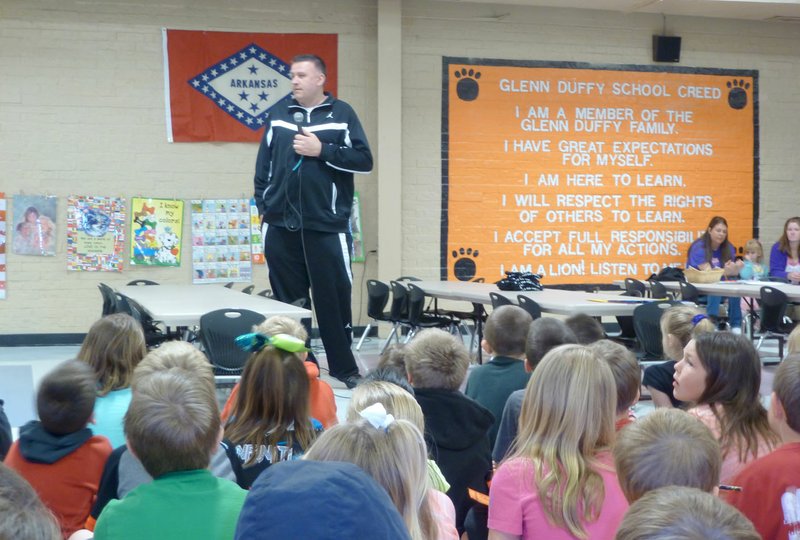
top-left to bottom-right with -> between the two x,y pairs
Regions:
337,374 -> 363,389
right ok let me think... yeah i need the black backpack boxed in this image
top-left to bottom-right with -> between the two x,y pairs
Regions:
648,266 -> 686,283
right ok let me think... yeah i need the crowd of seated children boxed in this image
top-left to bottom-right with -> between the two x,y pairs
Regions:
306,403 -> 458,540
727,353 -> 800,539
87,341 -> 235,528
234,459 -> 411,539
493,317 -> 577,462
0,462 -> 60,540
91,368 -> 246,539
615,487 -> 760,540
613,408 -> 721,502
488,344 -> 629,539
465,305 -> 532,444
4,360 -> 112,538
77,313 -> 147,448
221,329 -> 323,489
673,331 -> 779,482
405,328 -> 493,535
564,313 -> 605,345
588,340 -> 640,431
220,316 -> 337,428
347,380 -> 450,493
642,306 -> 716,408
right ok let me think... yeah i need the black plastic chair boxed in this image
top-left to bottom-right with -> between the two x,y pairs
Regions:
126,279 -> 159,286
117,294 -> 171,348
517,295 -> 542,320
756,286 -> 798,360
405,283 -> 459,341
257,289 -> 273,298
678,281 -> 701,303
241,285 -> 255,294
98,283 -> 119,316
624,278 -> 647,298
387,281 -> 414,353
356,279 -> 393,351
647,280 -> 669,300
199,308 -> 267,375
489,292 -> 514,309
633,301 -> 682,360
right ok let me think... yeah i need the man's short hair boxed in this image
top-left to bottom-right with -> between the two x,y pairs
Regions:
773,353 -> 800,433
564,313 -> 605,344
0,463 -> 60,540
615,486 -> 760,540
37,360 -> 96,435
124,371 -> 220,478
613,409 -> 721,502
484,305 -> 532,357
405,329 -> 469,390
132,341 -> 214,391
589,340 -> 640,414
291,54 -> 327,76
525,317 -> 578,371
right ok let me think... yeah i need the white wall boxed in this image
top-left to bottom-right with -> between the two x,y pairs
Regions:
1,0 -> 799,336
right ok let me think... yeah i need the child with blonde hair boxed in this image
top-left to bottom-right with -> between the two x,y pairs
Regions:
787,324 -> 800,355
488,345 -> 628,539
220,315 -> 337,428
222,332 -> 323,488
740,238 -> 765,280
306,403 -> 445,540
588,340 -> 640,431
78,313 -> 147,447
642,305 -> 715,408
673,332 -> 779,483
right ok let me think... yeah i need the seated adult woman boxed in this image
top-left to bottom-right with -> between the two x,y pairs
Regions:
686,216 -> 743,332
769,217 -> 800,284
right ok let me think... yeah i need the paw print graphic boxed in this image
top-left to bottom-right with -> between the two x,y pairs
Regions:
727,79 -> 750,110
452,247 -> 479,281
455,68 -> 481,101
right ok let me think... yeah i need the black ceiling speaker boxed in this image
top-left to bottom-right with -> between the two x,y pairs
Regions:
653,35 -> 681,62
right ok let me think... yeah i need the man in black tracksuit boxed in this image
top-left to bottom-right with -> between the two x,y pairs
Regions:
253,54 -> 372,388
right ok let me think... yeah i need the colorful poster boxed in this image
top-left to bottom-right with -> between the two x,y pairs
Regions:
443,59 -> 757,285
0,193 -> 6,299
191,199 -> 253,284
163,29 -> 338,142
12,195 -> 57,256
250,199 -> 264,265
130,198 -> 184,266
67,196 -> 126,272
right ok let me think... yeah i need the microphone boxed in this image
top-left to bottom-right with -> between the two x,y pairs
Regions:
292,111 -> 305,170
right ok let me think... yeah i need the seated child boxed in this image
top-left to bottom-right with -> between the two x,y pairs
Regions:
307,403 -> 458,540
0,463 -> 60,540
488,345 -> 628,539
465,305 -> 532,444
564,313 -> 605,344
220,316 -> 337,428
234,460 -> 410,539
788,324 -> 800,355
739,238 -> 766,280
613,409 -> 721,502
673,331 -> 779,482
77,313 -> 147,448
728,353 -> 800,539
4,360 -> 112,538
0,398 -> 11,460
405,329 -> 493,534
642,305 -> 716,408
87,342 -> 235,528
615,486 -> 760,540
588,339 -> 640,431
493,318 -> 577,462
222,331 -> 323,488
93,370 -> 246,539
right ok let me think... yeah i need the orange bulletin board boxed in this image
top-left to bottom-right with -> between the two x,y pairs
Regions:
442,59 -> 758,285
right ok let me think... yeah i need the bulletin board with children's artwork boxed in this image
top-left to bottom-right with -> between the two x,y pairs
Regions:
130,198 -> 184,266
191,199 -> 255,284
67,196 -> 126,272
0,193 -> 6,299
351,191 -> 364,263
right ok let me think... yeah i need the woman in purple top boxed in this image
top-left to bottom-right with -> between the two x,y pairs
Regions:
769,217 -> 800,284
686,216 -> 743,332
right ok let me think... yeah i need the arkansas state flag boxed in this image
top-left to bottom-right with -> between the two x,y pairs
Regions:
163,29 -> 338,143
